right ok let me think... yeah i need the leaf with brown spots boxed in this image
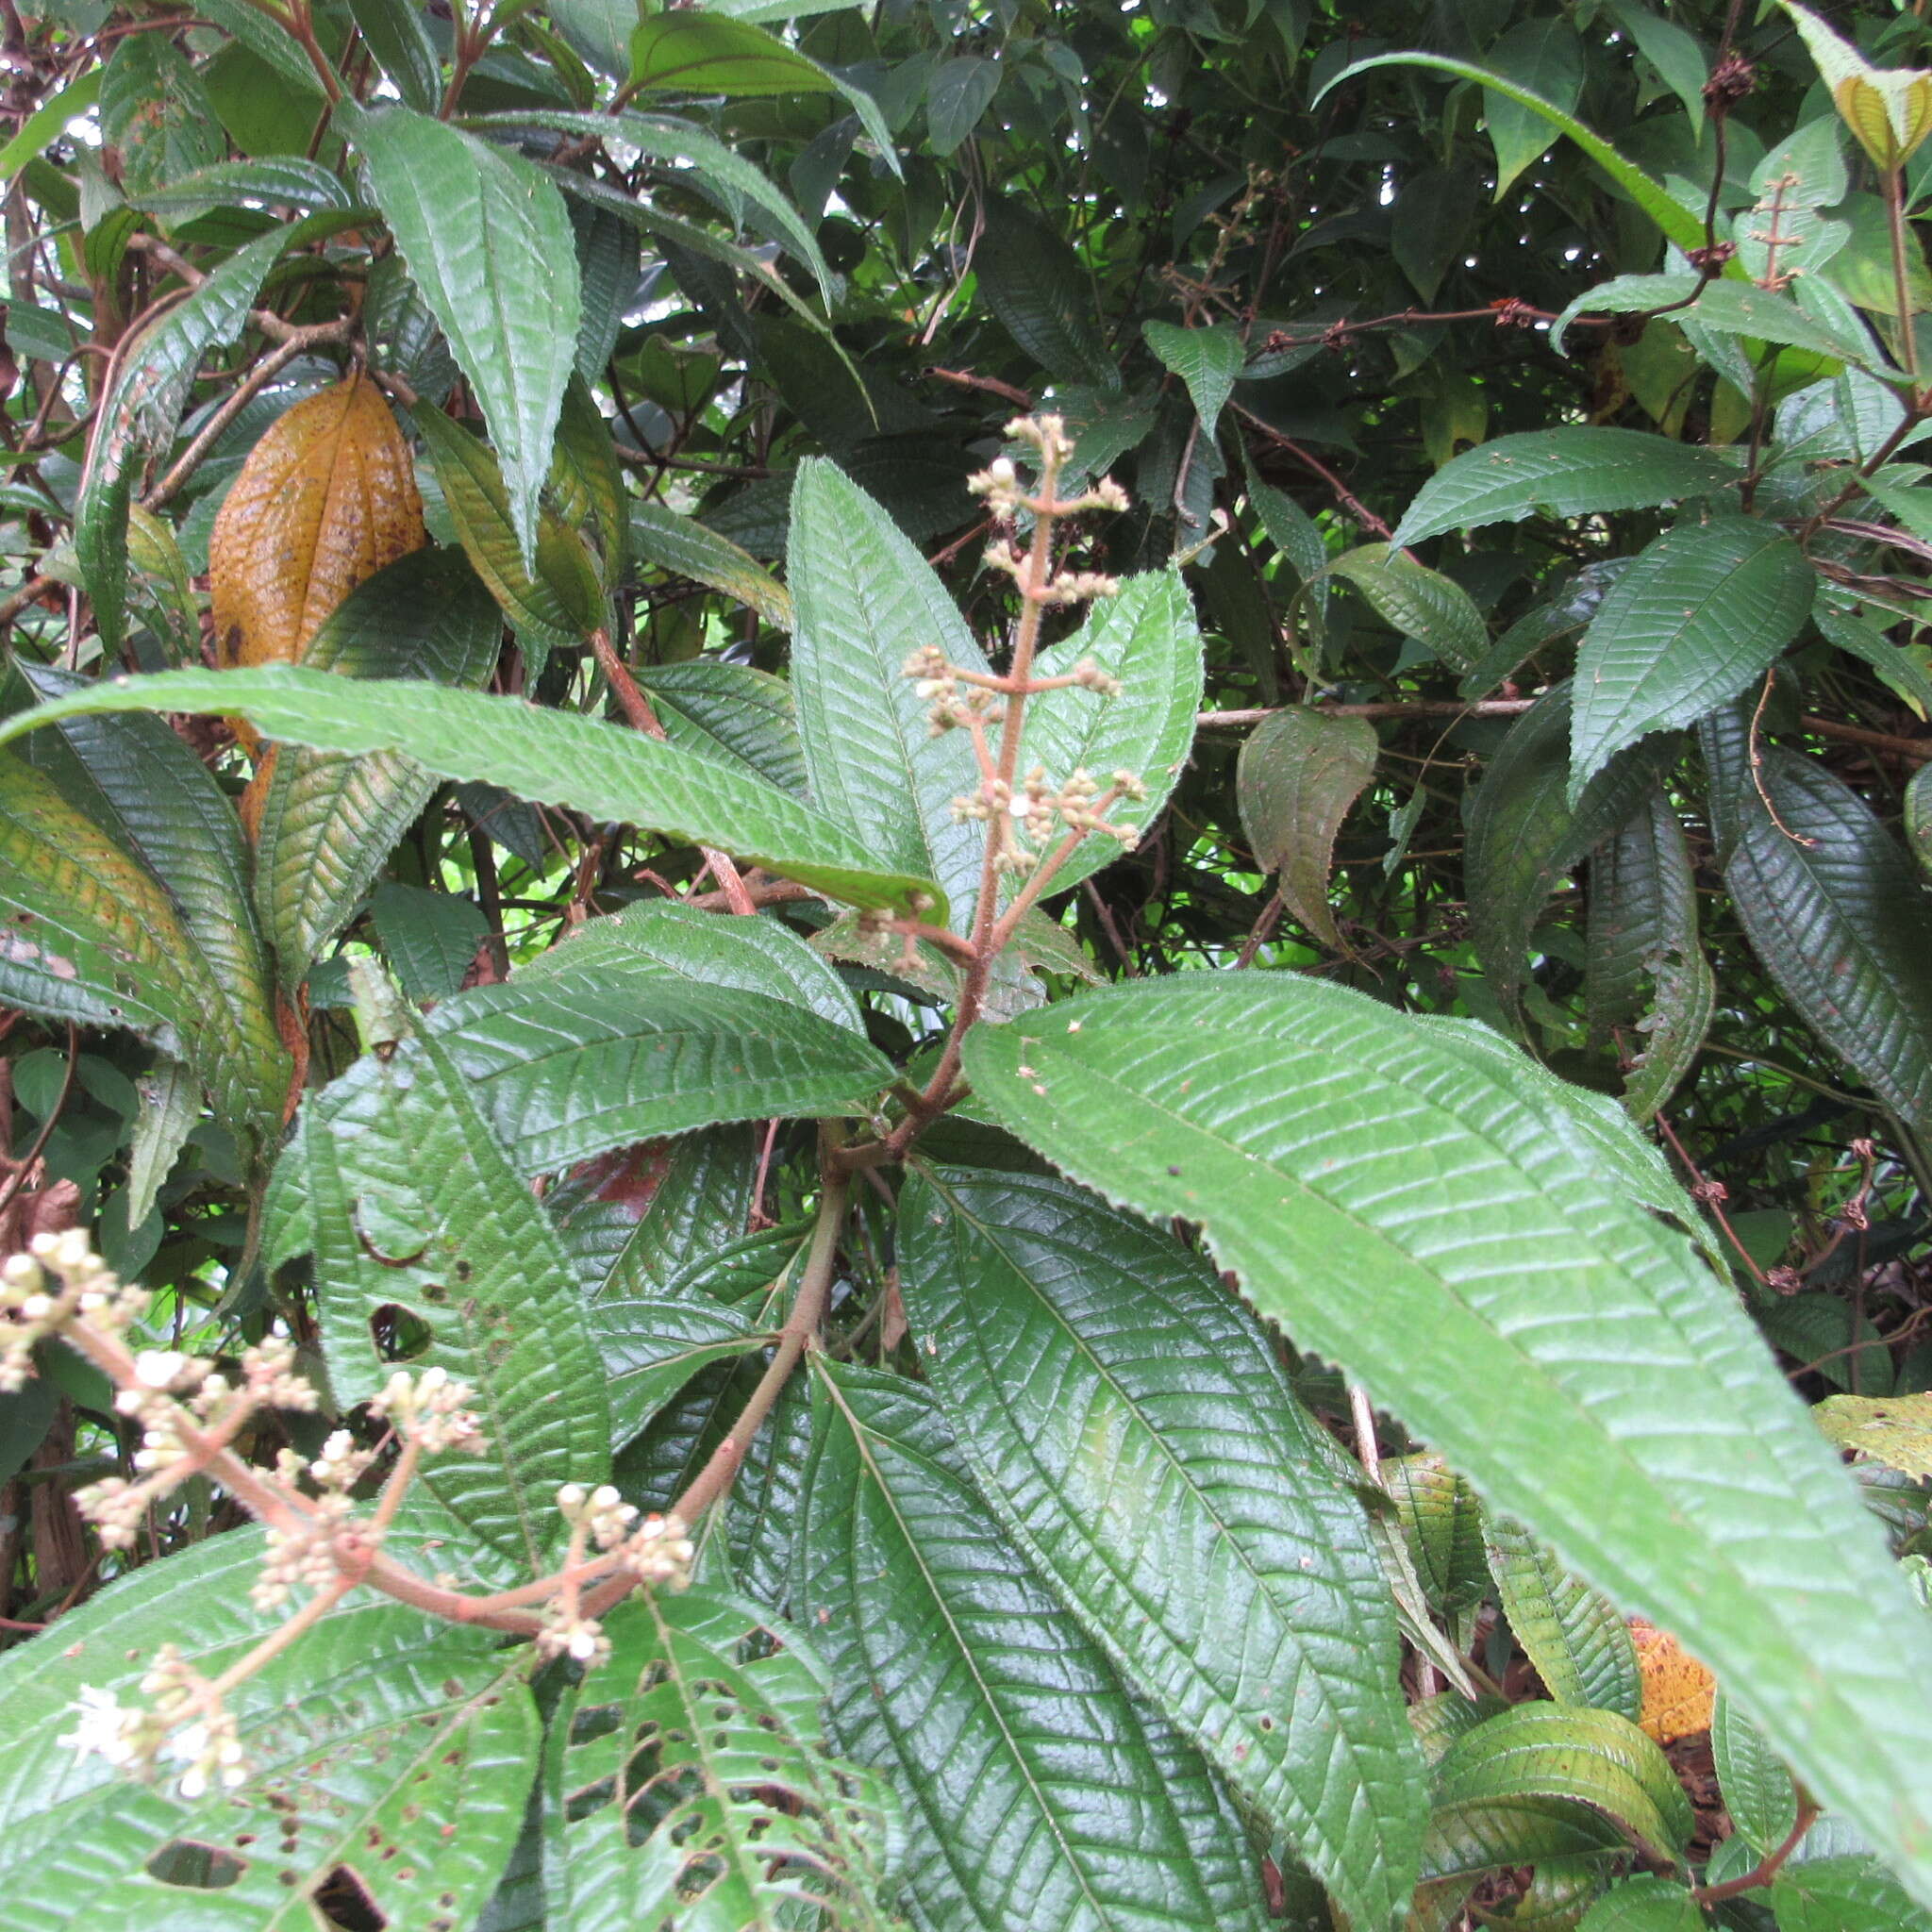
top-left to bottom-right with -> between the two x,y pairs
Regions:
1631,1619 -> 1717,1744
210,373 -> 425,671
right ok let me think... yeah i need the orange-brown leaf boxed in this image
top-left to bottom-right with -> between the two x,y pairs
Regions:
1631,1618 -> 1717,1743
210,374 -> 425,669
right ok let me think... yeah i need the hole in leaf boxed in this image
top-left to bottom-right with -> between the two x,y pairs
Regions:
144,1840 -> 247,1890
368,1305 -> 431,1362
311,1862 -> 388,1931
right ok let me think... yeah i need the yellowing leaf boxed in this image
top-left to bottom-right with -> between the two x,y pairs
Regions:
1814,1391 -> 1932,1480
210,374 -> 425,670
1631,1619 -> 1716,1743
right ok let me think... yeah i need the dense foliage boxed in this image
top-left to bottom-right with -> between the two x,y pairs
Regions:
2,0 -> 1932,1926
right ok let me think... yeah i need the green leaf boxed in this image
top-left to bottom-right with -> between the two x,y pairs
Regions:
545,1585 -> 899,1931
1391,429 -> 1740,548
1391,166 -> 1479,305
1685,278 -> 1881,369
788,458 -> 989,931
1384,1454 -> 1490,1624
591,1295 -> 762,1449
344,103 -> 581,567
76,223 -> 292,654
1467,684 -> 1683,1017
630,499 -> 793,631
1570,518 -> 1813,802
1708,734 -> 1932,1136
636,659 -> 808,795
20,666 -> 286,1141
1772,1853 -> 1932,1932
1237,708 -> 1377,952
413,403 -> 605,646
530,899 -> 865,1033
1607,3 -> 1708,136
1575,1875 -> 1705,1930
899,1167 -> 1425,1929
1588,791 -> 1713,1121
1315,51 -> 1710,255
1425,1704 -> 1693,1880
1328,544 -> 1487,673
1485,1512 -> 1641,1719
1143,320 -> 1245,441
0,749 -> 281,1148
1484,20 -> 1586,196
550,1127 -> 764,1303
0,1530 -> 536,1931
0,67 -> 101,185
975,195 -> 1116,387
273,1033 -> 611,1568
625,11 -> 895,167
347,0 -> 441,113
1711,1690 -> 1798,1855
960,972 -> 1932,1907
1909,762 -> 1932,881
254,548 -> 503,981
464,108 -> 835,308
369,880 -> 488,1003
800,1359 -> 1273,1930
125,1058 -> 199,1225
1019,569 -> 1206,898
926,54 -> 1000,156
1814,1390 -> 1932,1478
0,668 -> 946,919
100,33 -> 222,196
419,959 -> 893,1174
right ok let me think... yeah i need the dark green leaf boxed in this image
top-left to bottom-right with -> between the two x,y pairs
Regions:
975,195 -> 1115,386
960,973 -> 1932,1904
899,1167 -> 1424,1928
369,880 -> 488,1003
1710,736 -> 1932,1135
1468,684 -> 1683,1017
347,0 -> 441,113
1384,1454 -> 1490,1624
799,1360 -> 1271,1932
1712,1690 -> 1797,1855
1391,430 -> 1740,547
1237,708 -> 1377,951
1771,1853 -> 1932,1932
591,1295 -> 762,1448
1328,544 -> 1487,672
1570,518 -> 1814,800
1392,168 -> 1479,304
1143,320 -> 1245,441
345,103 -> 581,566
635,660 -> 808,795
630,500 -> 793,630
926,55 -> 1000,156
1575,1875 -> 1705,1929
1484,20 -> 1586,195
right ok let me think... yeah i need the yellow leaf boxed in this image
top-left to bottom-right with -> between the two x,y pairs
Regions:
1630,1618 -> 1716,1744
210,373 -> 425,670
1814,1391 -> 1932,1480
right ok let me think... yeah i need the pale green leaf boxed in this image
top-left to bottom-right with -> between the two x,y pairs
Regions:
1143,320 -> 1245,441
1711,1690 -> 1797,1855
0,668 -> 945,919
545,1586 -> 899,1931
1574,1875 -> 1704,1930
1019,569 -> 1206,898
272,1033 -> 611,1567
787,458 -> 988,930
1484,1512 -> 1641,1720
961,973 -> 1932,1908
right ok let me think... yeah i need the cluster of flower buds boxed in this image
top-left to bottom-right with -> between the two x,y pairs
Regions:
59,1645 -> 246,1801
1,1229 -> 147,1392
535,1487 -> 696,1666
983,538 -> 1121,607
369,1364 -> 487,1455
905,642 -> 1005,738
954,765 -> 1148,873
